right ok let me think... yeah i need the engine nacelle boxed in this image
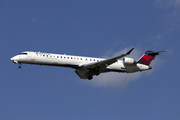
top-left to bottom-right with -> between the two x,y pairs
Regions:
123,57 -> 136,64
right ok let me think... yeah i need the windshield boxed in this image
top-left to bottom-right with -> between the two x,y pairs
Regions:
18,53 -> 28,55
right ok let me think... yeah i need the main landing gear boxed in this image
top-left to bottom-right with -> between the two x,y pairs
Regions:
88,75 -> 93,80
95,72 -> 100,76
87,69 -> 100,80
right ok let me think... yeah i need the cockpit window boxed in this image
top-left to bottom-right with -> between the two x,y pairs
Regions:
19,53 -> 28,55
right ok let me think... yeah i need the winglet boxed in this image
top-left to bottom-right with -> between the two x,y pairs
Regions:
126,48 -> 134,55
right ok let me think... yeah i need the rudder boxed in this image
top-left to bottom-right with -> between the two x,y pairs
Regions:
137,51 -> 158,66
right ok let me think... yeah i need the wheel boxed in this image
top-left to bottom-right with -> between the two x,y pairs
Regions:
88,75 -> 93,80
95,72 -> 100,76
18,63 -> 22,69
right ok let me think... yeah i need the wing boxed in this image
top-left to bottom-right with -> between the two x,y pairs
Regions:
82,47 -> 134,69
75,48 -> 134,79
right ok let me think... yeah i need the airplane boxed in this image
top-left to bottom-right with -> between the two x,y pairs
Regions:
10,48 -> 167,80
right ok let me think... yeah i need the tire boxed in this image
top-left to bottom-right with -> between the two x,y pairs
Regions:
88,75 -> 93,80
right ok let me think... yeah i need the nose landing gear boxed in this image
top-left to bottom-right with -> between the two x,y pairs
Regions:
18,63 -> 22,69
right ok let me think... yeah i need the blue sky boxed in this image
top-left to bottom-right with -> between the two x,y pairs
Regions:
1,0 -> 180,120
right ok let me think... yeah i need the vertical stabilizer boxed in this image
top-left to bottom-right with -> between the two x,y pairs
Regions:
137,50 -> 168,66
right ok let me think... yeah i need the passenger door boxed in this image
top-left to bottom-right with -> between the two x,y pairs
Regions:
29,52 -> 36,61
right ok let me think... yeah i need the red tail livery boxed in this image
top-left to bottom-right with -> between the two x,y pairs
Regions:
137,50 -> 168,66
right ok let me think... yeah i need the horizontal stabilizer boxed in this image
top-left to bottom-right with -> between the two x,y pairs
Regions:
146,50 -> 168,55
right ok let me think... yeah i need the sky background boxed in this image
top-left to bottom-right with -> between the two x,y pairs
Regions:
1,0 -> 180,120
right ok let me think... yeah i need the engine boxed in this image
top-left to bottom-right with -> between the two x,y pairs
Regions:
123,57 -> 136,64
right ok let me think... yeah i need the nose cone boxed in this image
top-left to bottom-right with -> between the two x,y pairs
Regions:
11,56 -> 17,61
10,56 -> 18,63
10,56 -> 15,61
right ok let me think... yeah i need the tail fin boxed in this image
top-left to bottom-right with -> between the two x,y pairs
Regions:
137,50 -> 168,66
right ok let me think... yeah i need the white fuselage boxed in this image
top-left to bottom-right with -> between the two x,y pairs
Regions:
11,51 -> 151,79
